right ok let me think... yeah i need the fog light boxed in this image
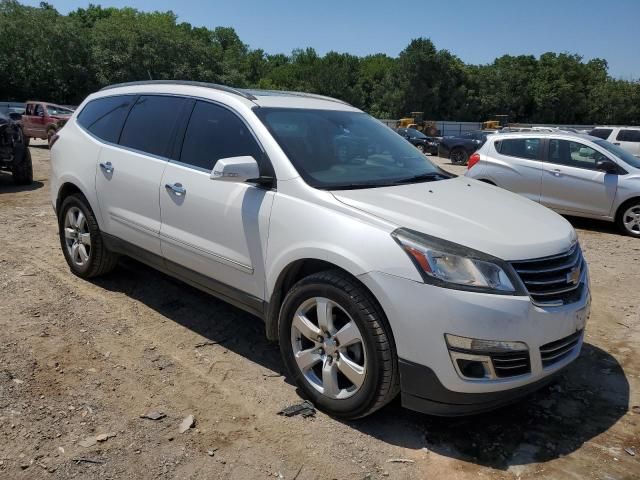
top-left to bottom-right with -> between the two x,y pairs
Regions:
445,334 -> 528,353
456,359 -> 488,379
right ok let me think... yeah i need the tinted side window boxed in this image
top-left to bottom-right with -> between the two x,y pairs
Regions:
590,128 -> 613,140
616,129 -> 640,142
120,95 -> 186,157
77,95 -> 134,143
498,138 -> 540,160
179,101 -> 262,171
548,139 -> 607,170
34,104 -> 44,116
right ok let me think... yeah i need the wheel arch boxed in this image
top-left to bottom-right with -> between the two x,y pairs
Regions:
615,196 -> 640,222
56,180 -> 103,227
264,257 -> 389,343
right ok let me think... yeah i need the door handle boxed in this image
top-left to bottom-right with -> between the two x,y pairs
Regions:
613,142 -> 620,145
99,161 -> 114,174
551,168 -> 561,177
165,182 -> 186,196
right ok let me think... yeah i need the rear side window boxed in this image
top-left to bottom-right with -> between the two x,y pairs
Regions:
77,95 -> 134,143
590,128 -> 613,140
497,138 -> 541,160
119,95 -> 186,158
616,129 -> 640,142
179,101 -> 262,171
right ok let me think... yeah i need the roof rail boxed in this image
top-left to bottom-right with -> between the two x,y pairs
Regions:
239,88 -> 350,106
99,80 -> 257,101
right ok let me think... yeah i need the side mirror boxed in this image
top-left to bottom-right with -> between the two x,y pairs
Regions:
596,159 -> 618,174
210,156 -> 261,183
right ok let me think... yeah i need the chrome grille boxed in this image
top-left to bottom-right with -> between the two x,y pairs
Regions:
540,330 -> 583,368
490,352 -> 531,378
510,244 -> 585,307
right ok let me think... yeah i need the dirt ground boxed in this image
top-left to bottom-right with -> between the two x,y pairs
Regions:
0,142 -> 638,479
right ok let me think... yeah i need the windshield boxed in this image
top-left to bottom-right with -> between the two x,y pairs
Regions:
256,108 -> 448,189
595,139 -> 640,169
46,105 -> 73,116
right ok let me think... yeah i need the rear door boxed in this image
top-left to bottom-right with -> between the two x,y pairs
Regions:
489,137 -> 543,202
95,94 -> 189,255
540,138 -> 618,216
614,129 -> 640,157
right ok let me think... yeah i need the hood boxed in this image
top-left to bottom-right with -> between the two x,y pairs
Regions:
331,176 -> 575,261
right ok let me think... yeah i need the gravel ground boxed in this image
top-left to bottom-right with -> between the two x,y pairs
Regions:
0,143 -> 638,479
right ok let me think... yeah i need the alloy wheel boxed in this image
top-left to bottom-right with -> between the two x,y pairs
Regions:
622,205 -> 640,236
290,297 -> 367,400
64,207 -> 92,267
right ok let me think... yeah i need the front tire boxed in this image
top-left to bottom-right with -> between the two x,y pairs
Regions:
279,270 -> 399,419
416,144 -> 425,154
58,194 -> 119,278
12,148 -> 33,185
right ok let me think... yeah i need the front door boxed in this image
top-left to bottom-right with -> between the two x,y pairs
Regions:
159,100 -> 274,299
540,138 -> 618,216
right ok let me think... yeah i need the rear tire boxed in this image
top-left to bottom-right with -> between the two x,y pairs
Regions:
450,148 -> 468,165
279,270 -> 399,419
12,148 -> 33,185
616,199 -> 640,237
58,194 -> 119,278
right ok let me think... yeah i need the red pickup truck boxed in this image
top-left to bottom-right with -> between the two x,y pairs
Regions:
22,101 -> 73,146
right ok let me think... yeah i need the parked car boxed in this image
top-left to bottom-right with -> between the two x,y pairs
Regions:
0,111 -> 33,184
438,130 -> 492,165
22,101 -> 73,146
0,102 -> 26,115
589,126 -> 640,158
51,81 -> 590,418
466,132 -> 640,236
396,127 -> 438,155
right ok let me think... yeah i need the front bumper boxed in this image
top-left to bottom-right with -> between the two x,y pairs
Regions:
358,270 -> 590,415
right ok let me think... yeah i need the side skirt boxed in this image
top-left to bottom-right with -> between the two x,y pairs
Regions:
102,233 -> 267,320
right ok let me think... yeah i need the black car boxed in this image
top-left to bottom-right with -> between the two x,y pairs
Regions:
0,111 -> 32,185
396,128 -> 438,155
438,130 -> 491,165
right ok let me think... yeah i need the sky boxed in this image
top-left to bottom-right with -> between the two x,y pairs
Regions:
23,0 -> 640,79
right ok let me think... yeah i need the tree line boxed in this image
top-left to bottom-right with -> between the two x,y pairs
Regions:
1,0 -> 638,125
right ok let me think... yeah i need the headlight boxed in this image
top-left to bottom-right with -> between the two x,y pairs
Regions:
392,228 -> 521,294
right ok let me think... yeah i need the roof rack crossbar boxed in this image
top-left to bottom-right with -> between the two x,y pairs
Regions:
99,80 -> 257,101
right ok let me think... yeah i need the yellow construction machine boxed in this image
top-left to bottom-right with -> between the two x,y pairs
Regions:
397,112 -> 440,136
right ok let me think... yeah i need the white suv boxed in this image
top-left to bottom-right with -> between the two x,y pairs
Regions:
50,81 -> 590,418
590,126 -> 640,158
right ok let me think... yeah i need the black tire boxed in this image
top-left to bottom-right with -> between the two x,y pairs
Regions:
58,194 -> 119,278
278,270 -> 399,419
22,130 -> 30,146
450,148 -> 469,165
416,144 -> 425,154
47,128 -> 56,149
615,199 -> 640,237
12,147 -> 33,185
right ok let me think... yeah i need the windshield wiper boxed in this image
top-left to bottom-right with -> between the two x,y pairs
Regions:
395,172 -> 453,184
